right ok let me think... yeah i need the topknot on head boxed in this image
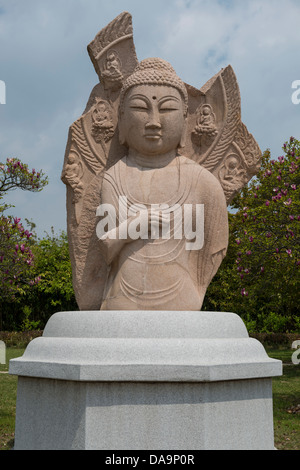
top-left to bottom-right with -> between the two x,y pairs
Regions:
136,58 -> 177,74
119,57 -> 188,115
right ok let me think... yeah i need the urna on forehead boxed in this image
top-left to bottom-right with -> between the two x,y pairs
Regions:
119,58 -> 189,111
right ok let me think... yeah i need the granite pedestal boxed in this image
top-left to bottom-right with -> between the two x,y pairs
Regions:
9,311 -> 282,450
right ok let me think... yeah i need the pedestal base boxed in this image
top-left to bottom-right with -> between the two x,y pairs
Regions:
9,311 -> 282,450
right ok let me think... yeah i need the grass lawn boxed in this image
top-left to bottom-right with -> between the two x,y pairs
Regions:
266,347 -> 300,450
0,348 -> 23,451
0,346 -> 299,450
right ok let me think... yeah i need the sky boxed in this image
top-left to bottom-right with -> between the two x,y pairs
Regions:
0,0 -> 299,238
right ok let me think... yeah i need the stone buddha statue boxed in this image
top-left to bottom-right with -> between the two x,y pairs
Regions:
62,12 -> 261,311
97,58 -> 228,310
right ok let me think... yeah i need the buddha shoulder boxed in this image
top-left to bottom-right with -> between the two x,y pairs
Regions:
179,155 -> 226,200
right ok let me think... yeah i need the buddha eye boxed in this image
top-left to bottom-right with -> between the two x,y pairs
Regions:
129,98 -> 149,111
159,98 -> 180,112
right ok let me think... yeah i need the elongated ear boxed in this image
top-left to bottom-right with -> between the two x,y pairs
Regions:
178,117 -> 187,149
118,114 -> 127,146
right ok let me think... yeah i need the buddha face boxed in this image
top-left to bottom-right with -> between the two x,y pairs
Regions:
119,85 -> 186,157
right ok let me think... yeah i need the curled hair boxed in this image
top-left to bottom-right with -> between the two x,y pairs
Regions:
119,58 -> 188,116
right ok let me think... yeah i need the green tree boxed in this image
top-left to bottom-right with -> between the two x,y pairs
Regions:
0,230 -> 77,331
24,230 -> 77,328
204,137 -> 300,332
0,157 -> 48,329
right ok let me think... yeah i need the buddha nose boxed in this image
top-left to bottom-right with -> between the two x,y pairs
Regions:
145,108 -> 162,130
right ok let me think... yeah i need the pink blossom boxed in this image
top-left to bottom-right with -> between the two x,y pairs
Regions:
286,249 -> 292,256
260,266 -> 264,273
265,200 -> 270,206
291,184 -> 297,190
236,239 -> 241,245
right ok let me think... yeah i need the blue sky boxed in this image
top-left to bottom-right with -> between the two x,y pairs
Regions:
0,0 -> 299,237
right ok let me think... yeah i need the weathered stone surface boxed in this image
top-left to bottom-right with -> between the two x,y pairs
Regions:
61,12 -> 261,311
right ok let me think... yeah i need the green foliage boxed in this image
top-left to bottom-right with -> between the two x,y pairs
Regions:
29,229 -> 77,309
0,230 -> 78,330
0,214 -> 36,301
20,305 -> 41,331
0,157 -> 48,328
203,137 -> 300,332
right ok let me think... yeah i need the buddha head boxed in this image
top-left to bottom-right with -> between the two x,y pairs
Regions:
118,58 -> 188,157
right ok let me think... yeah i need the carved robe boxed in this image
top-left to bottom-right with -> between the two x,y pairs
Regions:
99,155 -> 228,310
